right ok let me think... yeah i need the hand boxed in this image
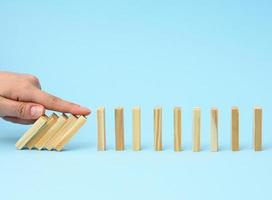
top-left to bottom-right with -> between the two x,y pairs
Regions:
0,71 -> 91,124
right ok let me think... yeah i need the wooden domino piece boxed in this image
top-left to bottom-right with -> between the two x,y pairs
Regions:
26,113 -> 58,149
15,115 -> 48,150
115,107 -> 124,151
97,107 -> 106,151
231,107 -> 239,151
173,107 -> 181,152
55,116 -> 86,151
36,114 -> 68,150
253,107 -> 262,151
192,107 -> 200,152
46,115 -> 78,150
154,107 -> 162,151
132,107 -> 141,151
210,108 -> 218,152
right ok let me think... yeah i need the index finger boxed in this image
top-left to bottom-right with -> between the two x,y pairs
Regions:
31,89 -> 91,116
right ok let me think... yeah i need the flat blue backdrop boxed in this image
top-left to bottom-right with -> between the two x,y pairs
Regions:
1,0 -> 272,199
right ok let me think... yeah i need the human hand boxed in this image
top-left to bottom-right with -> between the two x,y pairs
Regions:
0,71 -> 91,124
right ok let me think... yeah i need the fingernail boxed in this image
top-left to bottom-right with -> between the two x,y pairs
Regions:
31,106 -> 44,118
81,106 -> 91,113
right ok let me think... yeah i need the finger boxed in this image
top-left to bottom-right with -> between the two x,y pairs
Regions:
2,116 -> 36,125
0,96 -> 45,120
31,89 -> 91,115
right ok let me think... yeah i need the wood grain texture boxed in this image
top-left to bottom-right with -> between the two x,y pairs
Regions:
115,107 -> 124,151
210,108 -> 218,152
173,107 -> 181,152
26,113 -> 58,149
154,107 -> 162,151
132,107 -> 141,151
36,114 -> 68,150
46,115 -> 78,150
253,107 -> 262,151
15,116 -> 48,150
192,107 -> 201,152
97,107 -> 106,151
55,116 -> 86,151
231,107 -> 239,151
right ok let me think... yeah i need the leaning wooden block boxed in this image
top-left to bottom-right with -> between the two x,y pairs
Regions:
154,107 -> 162,151
26,113 -> 58,149
115,107 -> 124,151
35,114 -> 68,150
15,115 -> 48,150
55,116 -> 86,151
97,107 -> 106,151
253,107 -> 262,151
45,115 -> 78,151
192,107 -> 201,152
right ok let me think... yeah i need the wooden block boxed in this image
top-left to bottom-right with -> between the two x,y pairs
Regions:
115,107 -> 124,151
36,114 -> 68,150
231,107 -> 239,151
132,107 -> 141,151
210,108 -> 218,152
26,113 -> 58,149
154,107 -> 162,151
15,116 -> 48,150
173,107 -> 181,152
97,107 -> 106,151
46,115 -> 78,150
192,107 -> 201,152
55,116 -> 86,151
253,107 -> 262,151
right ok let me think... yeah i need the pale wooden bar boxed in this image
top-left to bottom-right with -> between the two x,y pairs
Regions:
154,107 -> 162,151
115,107 -> 124,151
231,107 -> 239,151
15,116 -> 48,149
192,107 -> 200,152
210,108 -> 218,152
253,107 -> 262,151
173,107 -> 181,151
97,107 -> 106,151
132,107 -> 141,151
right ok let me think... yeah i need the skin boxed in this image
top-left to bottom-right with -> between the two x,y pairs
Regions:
0,71 -> 91,124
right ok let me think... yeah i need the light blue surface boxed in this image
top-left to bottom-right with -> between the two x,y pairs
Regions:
1,1 -> 272,199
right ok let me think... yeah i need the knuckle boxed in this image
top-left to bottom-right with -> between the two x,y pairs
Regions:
24,74 -> 40,85
17,103 -> 26,117
50,96 -> 60,105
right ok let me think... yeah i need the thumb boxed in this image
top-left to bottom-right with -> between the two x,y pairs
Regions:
0,96 -> 45,120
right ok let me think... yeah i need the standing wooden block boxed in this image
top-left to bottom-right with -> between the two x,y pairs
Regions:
115,107 -> 124,151
231,107 -> 239,151
253,107 -> 262,151
210,108 -> 218,152
97,107 -> 106,151
154,107 -> 162,151
132,107 -> 141,151
192,107 -> 201,152
173,107 -> 181,152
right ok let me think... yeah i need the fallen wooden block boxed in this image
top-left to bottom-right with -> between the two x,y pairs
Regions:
15,113 -> 86,151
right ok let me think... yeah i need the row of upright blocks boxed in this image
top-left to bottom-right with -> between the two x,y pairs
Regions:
97,106 -> 263,152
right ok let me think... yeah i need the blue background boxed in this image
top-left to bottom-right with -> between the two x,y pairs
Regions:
0,0 -> 272,199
